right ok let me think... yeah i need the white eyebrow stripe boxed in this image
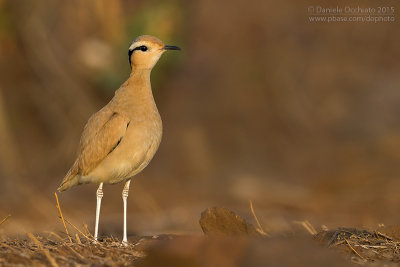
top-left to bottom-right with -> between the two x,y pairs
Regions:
129,41 -> 151,51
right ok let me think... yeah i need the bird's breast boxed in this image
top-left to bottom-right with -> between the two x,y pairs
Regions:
118,110 -> 162,176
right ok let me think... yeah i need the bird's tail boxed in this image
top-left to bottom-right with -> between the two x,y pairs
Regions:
57,175 -> 79,192
58,161 -> 79,192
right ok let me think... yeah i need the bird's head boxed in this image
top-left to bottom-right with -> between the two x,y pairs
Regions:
128,35 -> 180,70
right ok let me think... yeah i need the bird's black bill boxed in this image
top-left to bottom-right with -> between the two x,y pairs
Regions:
164,45 -> 181,51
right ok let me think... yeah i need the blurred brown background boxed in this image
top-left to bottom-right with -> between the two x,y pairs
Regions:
0,0 -> 399,236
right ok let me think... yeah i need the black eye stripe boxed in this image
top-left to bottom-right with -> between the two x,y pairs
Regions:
130,45 -> 148,52
128,49 -> 133,66
128,45 -> 148,66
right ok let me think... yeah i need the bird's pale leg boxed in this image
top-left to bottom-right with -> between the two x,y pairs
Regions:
94,182 -> 104,242
122,180 -> 131,244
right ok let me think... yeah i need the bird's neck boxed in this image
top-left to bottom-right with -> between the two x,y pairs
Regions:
114,68 -> 157,112
128,68 -> 152,90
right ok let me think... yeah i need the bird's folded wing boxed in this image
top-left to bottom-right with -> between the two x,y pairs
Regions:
79,107 -> 114,150
77,112 -> 130,176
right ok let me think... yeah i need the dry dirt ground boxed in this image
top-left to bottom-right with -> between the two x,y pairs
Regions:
2,208 -> 400,266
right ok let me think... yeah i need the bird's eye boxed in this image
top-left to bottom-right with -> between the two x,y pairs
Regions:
140,46 -> 148,52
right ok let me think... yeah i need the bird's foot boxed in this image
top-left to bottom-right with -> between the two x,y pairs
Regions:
92,237 -> 103,245
121,240 -> 129,247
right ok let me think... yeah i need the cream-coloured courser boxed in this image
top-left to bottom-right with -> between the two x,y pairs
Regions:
58,35 -> 180,244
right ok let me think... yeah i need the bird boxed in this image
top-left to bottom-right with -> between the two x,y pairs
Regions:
57,35 -> 181,244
